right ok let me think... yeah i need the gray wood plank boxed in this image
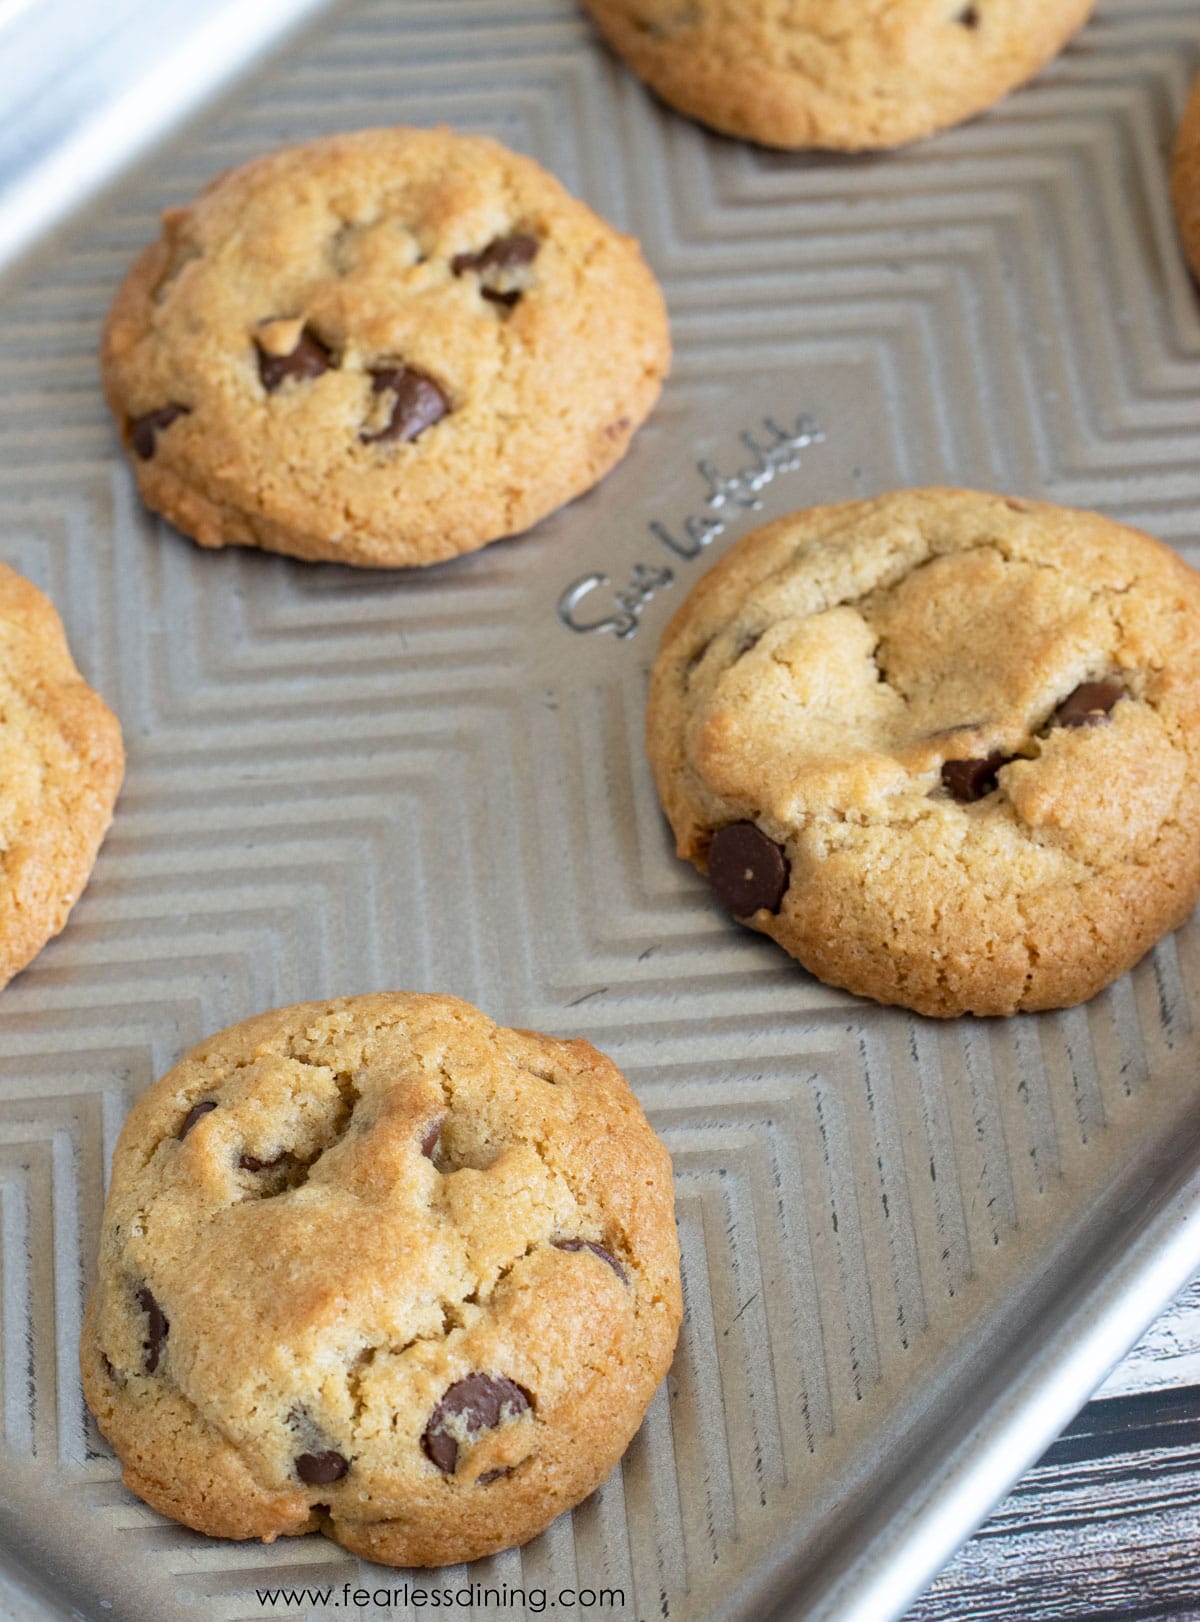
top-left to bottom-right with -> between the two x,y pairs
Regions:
1098,1280 -> 1200,1399
910,1289 -> 1200,1620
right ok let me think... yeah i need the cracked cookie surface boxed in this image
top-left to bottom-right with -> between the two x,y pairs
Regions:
580,0 -> 1094,150
646,489 -> 1200,1017
101,127 -> 670,567
80,993 -> 681,1565
0,563 -> 123,989
1172,73 -> 1200,281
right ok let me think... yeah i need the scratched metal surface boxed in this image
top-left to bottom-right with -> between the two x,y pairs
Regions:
2,2 -> 1200,1620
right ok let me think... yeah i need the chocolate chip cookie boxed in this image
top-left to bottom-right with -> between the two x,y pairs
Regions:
646,489 -> 1200,1018
0,563 -> 123,989
1172,72 -> 1200,281
101,127 -> 670,567
580,0 -> 1095,150
80,994 -> 681,1565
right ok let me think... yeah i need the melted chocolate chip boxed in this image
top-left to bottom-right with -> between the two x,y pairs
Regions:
256,328 -> 332,392
238,1150 -> 291,1172
957,3 -> 980,25
941,753 -> 1008,803
1052,681 -> 1123,730
476,1467 -> 512,1485
178,1100 -> 216,1140
295,1449 -> 349,1485
551,1237 -> 629,1284
420,1118 -> 443,1158
421,1373 -> 532,1475
481,287 -> 521,310
130,405 -> 189,460
707,822 -> 790,917
451,234 -> 540,278
136,1287 -> 168,1373
360,366 -> 450,444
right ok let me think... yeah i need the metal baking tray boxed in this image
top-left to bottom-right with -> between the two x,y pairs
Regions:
2,1 -> 1200,1617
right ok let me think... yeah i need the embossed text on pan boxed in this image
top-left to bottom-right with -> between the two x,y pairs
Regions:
557,412 -> 823,638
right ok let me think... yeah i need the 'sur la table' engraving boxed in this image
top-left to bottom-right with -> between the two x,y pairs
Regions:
556,413 -> 823,640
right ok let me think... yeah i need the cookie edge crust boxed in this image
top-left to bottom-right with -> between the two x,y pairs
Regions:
0,564 -> 124,990
1171,73 -> 1200,282
579,0 -> 1096,151
81,993 -> 682,1562
100,132 -> 671,568
645,488 -> 1200,1017
80,1298 -> 320,1543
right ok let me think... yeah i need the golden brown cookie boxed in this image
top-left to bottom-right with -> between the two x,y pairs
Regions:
1172,72 -> 1200,281
646,489 -> 1200,1018
81,993 -> 681,1565
0,563 -> 123,989
581,0 -> 1095,150
101,127 -> 670,567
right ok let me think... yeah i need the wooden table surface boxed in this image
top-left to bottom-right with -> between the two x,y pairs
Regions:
908,1279 -> 1200,1620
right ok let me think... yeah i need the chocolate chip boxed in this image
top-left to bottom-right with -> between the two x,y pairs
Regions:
551,1237 -> 629,1284
295,1450 -> 349,1485
422,1430 -> 456,1475
477,1467 -> 513,1485
707,822 -> 789,917
420,1118 -> 443,1158
957,3 -> 980,26
360,366 -> 450,444
452,234 -> 539,312
451,234 -> 540,277
136,1287 -> 168,1373
1052,681 -> 1123,730
421,1373 -> 532,1475
130,405 -> 189,460
238,1150 -> 291,1172
685,639 -> 712,676
178,1100 -> 216,1140
941,753 -> 1008,802
256,328 -> 332,392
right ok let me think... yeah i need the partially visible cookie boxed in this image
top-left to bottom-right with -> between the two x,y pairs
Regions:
102,127 -> 670,567
1172,73 -> 1200,280
81,993 -> 681,1565
646,489 -> 1200,1018
0,564 -> 123,989
581,0 -> 1095,150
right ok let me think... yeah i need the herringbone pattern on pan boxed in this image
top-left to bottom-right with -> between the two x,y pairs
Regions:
2,2 -> 1200,1617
